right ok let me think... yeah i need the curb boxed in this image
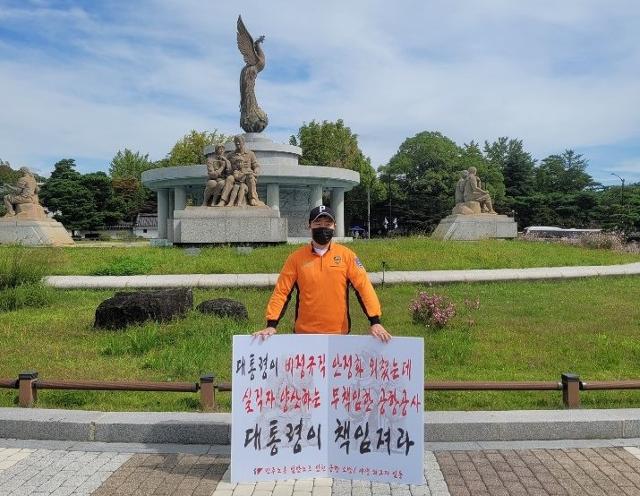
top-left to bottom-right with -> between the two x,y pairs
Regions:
44,263 -> 640,289
3,408 -> 640,444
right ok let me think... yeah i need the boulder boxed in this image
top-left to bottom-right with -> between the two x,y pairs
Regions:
94,288 -> 193,330
196,298 -> 248,320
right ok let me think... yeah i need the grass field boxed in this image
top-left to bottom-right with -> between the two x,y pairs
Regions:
2,276 -> 640,412
1,238 -> 639,276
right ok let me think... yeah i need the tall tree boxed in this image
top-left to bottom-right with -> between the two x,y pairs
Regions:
290,119 -> 384,230
48,158 -> 81,181
109,149 -> 153,179
485,138 -> 535,197
39,159 -> 120,232
383,131 -> 463,232
108,149 -> 156,222
166,130 -> 227,166
535,149 -> 594,193
291,119 -> 365,168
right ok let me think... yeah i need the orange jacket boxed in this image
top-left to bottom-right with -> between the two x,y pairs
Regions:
266,243 -> 382,334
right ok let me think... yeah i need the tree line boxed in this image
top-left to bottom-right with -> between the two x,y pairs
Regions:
291,122 -> 639,235
1,123 -> 638,235
0,130 -> 226,231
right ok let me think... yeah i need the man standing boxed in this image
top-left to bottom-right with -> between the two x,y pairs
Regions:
254,206 -> 391,342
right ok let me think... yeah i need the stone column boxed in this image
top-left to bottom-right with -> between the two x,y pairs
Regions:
174,186 -> 187,211
157,189 -> 169,239
168,191 -> 175,219
311,185 -> 323,208
267,183 -> 280,210
331,187 -> 345,237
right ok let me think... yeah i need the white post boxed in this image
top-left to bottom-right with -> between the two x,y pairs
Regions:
311,185 -> 323,208
174,186 -> 187,211
157,189 -> 169,239
367,186 -> 371,239
331,188 -> 345,237
267,183 -> 280,210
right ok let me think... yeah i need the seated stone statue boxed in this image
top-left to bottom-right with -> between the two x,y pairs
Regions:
462,167 -> 495,214
202,145 -> 231,206
454,170 -> 467,205
3,167 -> 42,218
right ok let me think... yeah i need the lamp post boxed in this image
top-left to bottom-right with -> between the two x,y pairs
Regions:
387,171 -> 392,235
611,172 -> 625,207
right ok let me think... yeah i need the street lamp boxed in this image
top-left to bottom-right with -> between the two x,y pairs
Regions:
387,171 -> 392,235
610,172 -> 625,207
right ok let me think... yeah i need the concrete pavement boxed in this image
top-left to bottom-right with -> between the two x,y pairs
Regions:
44,263 -> 640,289
5,439 -> 640,495
7,408 -> 640,445
6,409 -> 640,494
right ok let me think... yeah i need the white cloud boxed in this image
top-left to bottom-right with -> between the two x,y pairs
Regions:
0,0 -> 639,179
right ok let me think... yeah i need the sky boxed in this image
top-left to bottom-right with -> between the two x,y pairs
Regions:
1,0 -> 639,185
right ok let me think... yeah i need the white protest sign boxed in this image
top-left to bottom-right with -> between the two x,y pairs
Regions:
231,335 -> 424,484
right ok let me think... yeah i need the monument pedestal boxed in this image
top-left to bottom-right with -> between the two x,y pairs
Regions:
171,206 -> 287,244
431,214 -> 517,241
0,218 -> 74,246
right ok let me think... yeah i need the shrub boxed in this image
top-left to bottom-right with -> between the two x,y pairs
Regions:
0,246 -> 55,311
0,245 -> 49,289
0,283 -> 54,312
100,325 -> 162,357
409,292 -> 456,329
91,256 -> 153,276
578,231 -> 625,251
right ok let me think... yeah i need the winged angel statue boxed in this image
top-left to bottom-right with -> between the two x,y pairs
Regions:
237,16 -> 268,133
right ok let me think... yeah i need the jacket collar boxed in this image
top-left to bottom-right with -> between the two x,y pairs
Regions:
310,241 -> 333,254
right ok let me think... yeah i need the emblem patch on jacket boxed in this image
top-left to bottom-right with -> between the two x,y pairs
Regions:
355,257 -> 364,268
333,255 -> 342,265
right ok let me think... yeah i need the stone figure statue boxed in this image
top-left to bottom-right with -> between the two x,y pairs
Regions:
463,167 -> 495,214
216,135 -> 265,207
202,145 -> 231,206
3,167 -> 41,217
237,15 -> 268,133
454,170 -> 468,204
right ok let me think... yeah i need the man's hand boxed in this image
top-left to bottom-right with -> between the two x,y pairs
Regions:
369,323 -> 391,343
252,326 -> 277,340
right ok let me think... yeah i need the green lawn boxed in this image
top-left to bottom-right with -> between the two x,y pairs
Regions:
2,238 -> 638,276
2,276 -> 640,412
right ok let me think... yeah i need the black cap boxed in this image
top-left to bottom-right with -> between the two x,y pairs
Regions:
309,205 -> 336,223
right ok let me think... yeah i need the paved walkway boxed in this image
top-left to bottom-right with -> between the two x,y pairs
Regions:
44,263 -> 640,289
5,439 -> 640,495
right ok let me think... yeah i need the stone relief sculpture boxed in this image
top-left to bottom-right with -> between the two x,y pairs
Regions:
215,135 -> 265,207
2,167 -> 46,220
202,145 -> 231,206
237,15 -> 268,133
452,167 -> 496,215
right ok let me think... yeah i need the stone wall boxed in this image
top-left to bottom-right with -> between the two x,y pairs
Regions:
280,187 -> 313,237
184,184 -> 313,237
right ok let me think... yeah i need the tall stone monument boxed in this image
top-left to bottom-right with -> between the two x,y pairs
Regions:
141,15 -> 360,244
432,167 -> 516,240
168,16 -> 287,244
0,167 -> 74,246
